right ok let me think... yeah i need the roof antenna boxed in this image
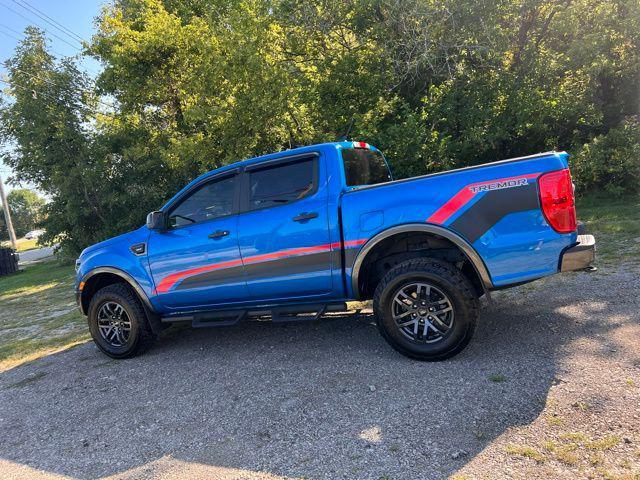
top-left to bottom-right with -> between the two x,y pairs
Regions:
338,117 -> 355,142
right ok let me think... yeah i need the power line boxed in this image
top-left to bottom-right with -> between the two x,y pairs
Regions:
0,22 -> 23,36
0,65 -> 116,111
10,0 -> 87,45
0,22 -> 98,76
2,57 -> 96,87
0,2 -> 83,51
0,27 -> 22,42
0,76 -> 118,117
0,22 -> 66,57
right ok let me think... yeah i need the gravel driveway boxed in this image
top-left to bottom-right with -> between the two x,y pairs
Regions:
1,265 -> 638,480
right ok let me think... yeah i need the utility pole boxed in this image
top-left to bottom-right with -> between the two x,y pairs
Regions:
0,173 -> 17,250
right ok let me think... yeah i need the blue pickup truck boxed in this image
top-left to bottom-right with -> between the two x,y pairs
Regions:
75,141 -> 595,360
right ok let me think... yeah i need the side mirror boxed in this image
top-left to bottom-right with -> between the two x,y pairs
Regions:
146,211 -> 166,231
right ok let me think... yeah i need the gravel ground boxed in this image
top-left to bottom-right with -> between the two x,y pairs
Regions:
0,265 -> 638,480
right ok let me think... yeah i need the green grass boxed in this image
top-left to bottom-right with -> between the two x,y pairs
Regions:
0,261 -> 73,296
0,259 -> 88,371
576,194 -> 640,265
505,444 -> 545,463
0,237 -> 40,252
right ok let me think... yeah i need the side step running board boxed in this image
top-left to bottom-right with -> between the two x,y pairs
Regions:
160,302 -> 348,328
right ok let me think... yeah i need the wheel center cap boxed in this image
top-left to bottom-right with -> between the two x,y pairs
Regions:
418,308 -> 427,316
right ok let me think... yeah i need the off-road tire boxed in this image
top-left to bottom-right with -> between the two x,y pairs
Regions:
373,258 -> 479,361
87,283 -> 157,359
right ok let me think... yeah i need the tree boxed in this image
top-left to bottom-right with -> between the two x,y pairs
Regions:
0,189 -> 46,240
0,1 -> 638,255
0,28 -> 165,254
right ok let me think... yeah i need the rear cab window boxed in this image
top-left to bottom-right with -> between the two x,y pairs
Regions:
247,157 -> 317,210
341,145 -> 392,187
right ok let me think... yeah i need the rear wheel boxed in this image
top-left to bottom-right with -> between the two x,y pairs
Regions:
87,283 -> 156,359
373,258 -> 479,361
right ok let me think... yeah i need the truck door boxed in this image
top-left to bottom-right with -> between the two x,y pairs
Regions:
237,153 -> 334,301
147,170 -> 249,310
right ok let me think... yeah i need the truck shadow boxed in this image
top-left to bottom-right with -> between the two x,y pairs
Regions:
0,268 -> 637,479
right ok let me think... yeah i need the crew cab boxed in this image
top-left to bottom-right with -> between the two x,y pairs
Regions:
75,142 -> 596,360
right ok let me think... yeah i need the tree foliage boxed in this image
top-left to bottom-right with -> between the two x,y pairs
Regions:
0,0 -> 638,254
0,188 -> 46,239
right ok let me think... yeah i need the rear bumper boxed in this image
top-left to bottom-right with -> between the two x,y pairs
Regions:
560,234 -> 596,272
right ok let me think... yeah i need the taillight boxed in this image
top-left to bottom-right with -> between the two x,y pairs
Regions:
538,169 -> 577,233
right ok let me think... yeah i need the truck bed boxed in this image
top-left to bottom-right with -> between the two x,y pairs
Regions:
340,151 -> 577,293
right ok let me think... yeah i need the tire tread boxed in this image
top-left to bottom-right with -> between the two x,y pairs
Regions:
373,258 -> 479,361
88,282 -> 156,359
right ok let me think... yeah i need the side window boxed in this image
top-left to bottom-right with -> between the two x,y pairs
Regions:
248,159 -> 316,210
168,175 -> 236,228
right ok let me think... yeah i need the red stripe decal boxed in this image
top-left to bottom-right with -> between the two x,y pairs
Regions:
155,238 -> 367,294
427,188 -> 475,225
156,258 -> 244,294
426,173 -> 541,225
342,238 -> 368,248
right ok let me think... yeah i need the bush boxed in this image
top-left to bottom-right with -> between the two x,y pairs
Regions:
572,118 -> 640,197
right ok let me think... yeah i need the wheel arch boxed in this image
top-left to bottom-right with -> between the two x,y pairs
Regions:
80,267 -> 155,316
351,223 -> 493,299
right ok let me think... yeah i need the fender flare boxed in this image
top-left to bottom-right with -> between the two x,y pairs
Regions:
80,266 -> 155,315
350,223 -> 494,298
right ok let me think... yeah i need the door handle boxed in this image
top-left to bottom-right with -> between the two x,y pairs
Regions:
292,212 -> 318,222
208,230 -> 230,239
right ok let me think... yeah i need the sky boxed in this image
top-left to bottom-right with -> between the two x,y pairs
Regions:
0,0 -> 107,193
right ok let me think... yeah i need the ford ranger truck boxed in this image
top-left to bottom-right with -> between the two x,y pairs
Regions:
75,141 -> 596,361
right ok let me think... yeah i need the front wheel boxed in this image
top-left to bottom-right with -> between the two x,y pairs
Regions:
373,258 -> 479,361
87,283 -> 157,359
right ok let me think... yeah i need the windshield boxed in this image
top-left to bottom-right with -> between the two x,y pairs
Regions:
341,148 -> 392,187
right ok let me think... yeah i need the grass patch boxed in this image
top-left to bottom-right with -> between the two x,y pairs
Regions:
586,436 -> 620,451
571,401 -> 590,411
0,259 -> 88,371
554,445 -> 580,465
560,432 -> 589,442
576,194 -> 640,265
589,454 -> 605,466
0,237 -> 41,252
505,444 -> 545,463
488,374 -> 508,383
0,261 -> 74,297
547,416 -> 564,426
